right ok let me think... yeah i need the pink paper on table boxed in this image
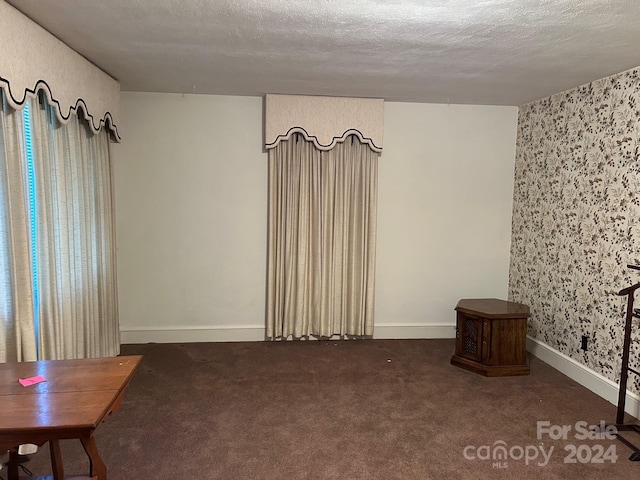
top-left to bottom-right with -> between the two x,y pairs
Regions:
19,375 -> 46,387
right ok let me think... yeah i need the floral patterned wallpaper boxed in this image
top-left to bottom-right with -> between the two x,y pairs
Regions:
509,67 -> 640,396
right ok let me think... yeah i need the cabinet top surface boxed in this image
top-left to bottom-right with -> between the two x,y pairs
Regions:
455,298 -> 530,318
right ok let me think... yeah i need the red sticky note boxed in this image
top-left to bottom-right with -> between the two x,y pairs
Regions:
19,375 -> 46,387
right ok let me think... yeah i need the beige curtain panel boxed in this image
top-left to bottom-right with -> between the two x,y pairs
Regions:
267,135 -> 378,338
0,90 -> 119,362
30,96 -> 120,359
0,91 -> 37,362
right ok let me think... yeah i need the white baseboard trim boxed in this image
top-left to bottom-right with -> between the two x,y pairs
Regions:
120,325 -> 267,343
373,323 -> 456,339
527,336 -> 640,420
120,323 -> 456,344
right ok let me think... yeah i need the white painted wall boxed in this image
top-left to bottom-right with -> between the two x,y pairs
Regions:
113,93 -> 268,342
113,93 -> 518,342
376,102 -> 518,338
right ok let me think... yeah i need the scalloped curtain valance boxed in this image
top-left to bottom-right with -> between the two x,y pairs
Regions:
265,94 -> 383,153
0,1 -> 121,141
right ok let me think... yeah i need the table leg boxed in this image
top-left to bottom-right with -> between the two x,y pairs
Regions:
7,448 -> 19,480
49,439 -> 65,479
80,435 -> 107,479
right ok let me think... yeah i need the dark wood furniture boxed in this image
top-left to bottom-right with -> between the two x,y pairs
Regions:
609,265 -> 640,461
0,355 -> 142,479
451,298 -> 530,376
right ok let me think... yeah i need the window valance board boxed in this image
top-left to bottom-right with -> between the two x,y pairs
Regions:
0,1 -> 121,141
265,94 -> 384,152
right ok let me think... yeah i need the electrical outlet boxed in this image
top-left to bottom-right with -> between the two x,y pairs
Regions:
581,335 -> 588,351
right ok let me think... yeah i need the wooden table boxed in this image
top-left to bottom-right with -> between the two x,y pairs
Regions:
0,355 -> 142,479
451,298 -> 530,376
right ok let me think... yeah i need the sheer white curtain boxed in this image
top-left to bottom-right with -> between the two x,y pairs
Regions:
267,135 -> 378,338
0,91 -> 37,362
0,91 -> 119,361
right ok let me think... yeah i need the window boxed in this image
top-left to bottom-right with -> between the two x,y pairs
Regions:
23,100 -> 40,354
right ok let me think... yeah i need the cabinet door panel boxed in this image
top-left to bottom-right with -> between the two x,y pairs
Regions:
456,313 -> 483,362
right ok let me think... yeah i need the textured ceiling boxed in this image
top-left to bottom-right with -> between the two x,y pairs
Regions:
6,0 -> 640,105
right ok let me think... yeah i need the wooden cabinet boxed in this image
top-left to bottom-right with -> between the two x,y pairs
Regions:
451,298 -> 530,377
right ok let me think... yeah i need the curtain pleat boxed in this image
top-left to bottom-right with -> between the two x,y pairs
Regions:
267,135 -> 378,338
31,97 -> 119,359
0,93 -> 37,362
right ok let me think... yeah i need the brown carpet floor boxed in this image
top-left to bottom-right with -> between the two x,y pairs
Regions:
10,339 -> 640,479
